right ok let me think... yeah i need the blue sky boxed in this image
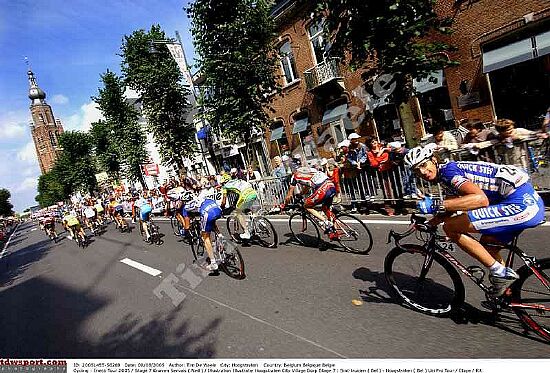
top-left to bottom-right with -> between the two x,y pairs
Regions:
0,0 -> 196,212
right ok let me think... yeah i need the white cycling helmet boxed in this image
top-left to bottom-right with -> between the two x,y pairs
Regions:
404,143 -> 436,168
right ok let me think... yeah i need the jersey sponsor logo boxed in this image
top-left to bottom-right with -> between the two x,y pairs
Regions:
471,204 -> 522,219
523,193 -> 536,206
457,162 -> 495,175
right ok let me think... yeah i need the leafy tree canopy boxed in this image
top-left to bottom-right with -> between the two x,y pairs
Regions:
0,188 -> 14,216
36,170 -> 68,208
316,0 -> 457,101
187,0 -> 280,143
54,131 -> 98,195
92,70 -> 148,186
121,25 -> 196,171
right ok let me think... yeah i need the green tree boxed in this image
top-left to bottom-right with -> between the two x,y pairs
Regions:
36,170 -> 68,208
187,0 -> 280,155
121,25 -> 196,171
316,0 -> 457,145
92,71 -> 148,186
0,188 -> 14,216
55,131 -> 98,195
90,119 -> 121,178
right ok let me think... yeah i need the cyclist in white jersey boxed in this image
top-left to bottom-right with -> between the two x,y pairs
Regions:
405,144 -> 545,296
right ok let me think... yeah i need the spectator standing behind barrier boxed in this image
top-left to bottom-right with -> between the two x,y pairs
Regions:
487,118 -> 538,169
462,120 -> 492,144
337,140 -> 359,212
367,137 -> 402,216
433,125 -> 459,151
388,141 -> 414,199
347,133 -> 374,209
272,156 -> 287,178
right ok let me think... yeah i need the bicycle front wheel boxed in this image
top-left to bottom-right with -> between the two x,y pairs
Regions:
221,243 -> 245,280
385,245 -> 465,316
511,258 -> 550,342
226,215 -> 244,243
288,212 -> 321,248
333,213 -> 373,254
254,217 -> 278,248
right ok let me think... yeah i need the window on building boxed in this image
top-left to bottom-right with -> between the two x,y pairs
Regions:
279,41 -> 299,85
308,20 -> 328,65
268,120 -> 289,159
38,114 -> 45,124
49,131 -> 56,147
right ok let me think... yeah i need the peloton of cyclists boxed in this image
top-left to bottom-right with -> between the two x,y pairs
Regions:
405,140 -> 545,296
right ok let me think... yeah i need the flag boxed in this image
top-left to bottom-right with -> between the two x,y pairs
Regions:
166,43 -> 194,88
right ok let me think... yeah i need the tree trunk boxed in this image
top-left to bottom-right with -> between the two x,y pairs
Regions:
398,97 -> 425,148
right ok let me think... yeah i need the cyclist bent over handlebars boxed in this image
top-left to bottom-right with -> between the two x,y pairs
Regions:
405,141 -> 545,297
283,166 -> 337,239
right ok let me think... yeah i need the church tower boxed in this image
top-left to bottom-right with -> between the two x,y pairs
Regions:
28,69 -> 64,174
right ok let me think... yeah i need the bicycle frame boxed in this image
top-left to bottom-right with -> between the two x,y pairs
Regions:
388,215 -> 550,312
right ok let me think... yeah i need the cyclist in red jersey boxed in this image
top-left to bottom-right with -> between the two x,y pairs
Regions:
284,166 -> 337,235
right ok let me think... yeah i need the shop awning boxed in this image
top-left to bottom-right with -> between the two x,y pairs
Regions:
536,30 -> 550,58
413,70 -> 444,94
270,127 -> 285,141
292,118 -> 309,134
322,104 -> 348,125
483,37 -> 534,73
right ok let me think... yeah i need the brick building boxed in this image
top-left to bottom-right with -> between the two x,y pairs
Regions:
28,69 -> 64,174
436,0 -> 549,128
265,0 -> 550,168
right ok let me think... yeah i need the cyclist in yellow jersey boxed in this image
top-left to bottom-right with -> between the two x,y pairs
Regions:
94,199 -> 105,224
220,175 -> 257,240
62,211 -> 86,241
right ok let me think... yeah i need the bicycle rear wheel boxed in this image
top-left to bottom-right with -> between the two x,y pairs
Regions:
226,215 -> 244,243
385,245 -> 465,316
220,242 -> 245,280
333,213 -> 373,254
511,258 -> 550,342
253,216 -> 278,248
288,212 -> 321,248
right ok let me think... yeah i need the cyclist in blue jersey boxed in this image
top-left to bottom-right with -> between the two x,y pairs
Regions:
405,144 -> 545,296
135,192 -> 153,242
180,192 -> 223,272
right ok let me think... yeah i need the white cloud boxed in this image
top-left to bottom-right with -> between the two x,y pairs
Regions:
0,110 -> 30,140
61,101 -> 104,132
17,141 -> 38,165
17,177 -> 38,192
51,94 -> 69,105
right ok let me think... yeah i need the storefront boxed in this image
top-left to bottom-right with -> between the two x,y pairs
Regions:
483,29 -> 550,129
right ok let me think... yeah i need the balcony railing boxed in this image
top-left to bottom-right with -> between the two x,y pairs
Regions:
303,58 -> 343,91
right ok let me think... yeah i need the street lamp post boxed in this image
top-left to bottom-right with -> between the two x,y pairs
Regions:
150,32 -> 213,176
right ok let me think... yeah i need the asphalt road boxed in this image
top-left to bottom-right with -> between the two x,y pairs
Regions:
0,214 -> 549,358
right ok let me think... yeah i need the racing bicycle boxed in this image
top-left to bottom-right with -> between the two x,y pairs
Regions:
385,214 -> 550,342
285,200 -> 373,254
187,216 -> 245,279
226,208 -> 278,248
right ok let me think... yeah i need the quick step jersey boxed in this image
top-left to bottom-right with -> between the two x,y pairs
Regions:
438,161 -> 530,203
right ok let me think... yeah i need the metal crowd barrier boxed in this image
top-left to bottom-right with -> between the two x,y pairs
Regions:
248,137 -> 550,210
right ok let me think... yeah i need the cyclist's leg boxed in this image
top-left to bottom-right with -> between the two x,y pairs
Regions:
201,206 -> 222,269
140,210 -> 151,239
304,183 -> 335,224
442,214 -> 495,267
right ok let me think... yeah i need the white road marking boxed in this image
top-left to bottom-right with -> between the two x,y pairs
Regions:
120,258 -> 162,277
30,228 -> 38,231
